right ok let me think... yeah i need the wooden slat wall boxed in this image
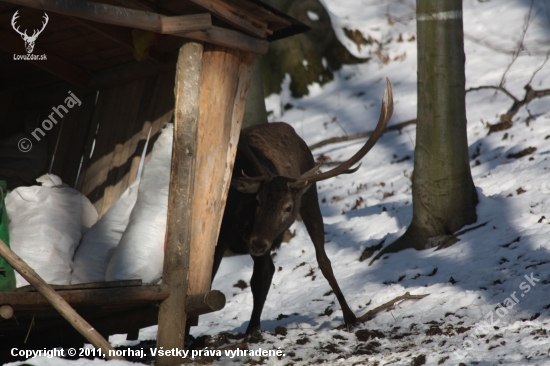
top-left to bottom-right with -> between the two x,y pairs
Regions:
49,93 -> 97,187
51,70 -> 176,216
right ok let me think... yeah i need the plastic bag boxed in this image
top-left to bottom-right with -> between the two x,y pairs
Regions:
6,174 -> 97,287
106,124 -> 172,284
71,179 -> 139,284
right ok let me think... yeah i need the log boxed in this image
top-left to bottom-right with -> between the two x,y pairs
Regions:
0,305 -> 13,319
185,290 -> 226,317
156,40 -> 203,366
187,44 -> 255,299
14,279 -> 143,292
1,285 -> 169,308
0,239 -> 123,360
161,14 -> 212,34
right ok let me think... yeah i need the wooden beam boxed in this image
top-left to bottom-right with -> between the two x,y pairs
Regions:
187,44 -> 255,300
182,26 -> 269,55
1,0 -> 211,34
187,0 -> 270,38
14,279 -> 143,292
0,239 -> 123,361
1,285 -> 169,308
161,13 -> 212,34
0,30 -> 90,87
185,290 -> 226,317
156,40 -> 203,366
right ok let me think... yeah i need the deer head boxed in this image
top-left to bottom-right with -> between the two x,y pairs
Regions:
11,11 -> 49,54
231,78 -> 394,256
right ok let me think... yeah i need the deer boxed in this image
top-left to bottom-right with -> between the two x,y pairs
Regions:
11,10 -> 49,54
211,78 -> 393,335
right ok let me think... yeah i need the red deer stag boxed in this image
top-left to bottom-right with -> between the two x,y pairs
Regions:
212,78 -> 393,334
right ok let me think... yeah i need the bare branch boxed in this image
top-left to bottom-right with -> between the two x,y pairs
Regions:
466,85 -> 519,102
357,292 -> 429,323
499,0 -> 535,89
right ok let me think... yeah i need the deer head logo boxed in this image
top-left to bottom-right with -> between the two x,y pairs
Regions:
11,10 -> 49,54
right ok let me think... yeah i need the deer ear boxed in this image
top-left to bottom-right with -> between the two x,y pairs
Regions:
231,178 -> 261,194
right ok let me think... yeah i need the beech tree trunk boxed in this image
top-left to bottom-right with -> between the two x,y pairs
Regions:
373,0 -> 478,258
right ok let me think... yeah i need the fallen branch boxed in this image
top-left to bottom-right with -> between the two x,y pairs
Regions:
309,119 -> 416,150
467,83 -> 550,133
357,292 -> 428,323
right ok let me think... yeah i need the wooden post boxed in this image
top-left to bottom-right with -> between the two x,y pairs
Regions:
156,40 -> 203,366
0,239 -> 123,360
187,44 -> 255,297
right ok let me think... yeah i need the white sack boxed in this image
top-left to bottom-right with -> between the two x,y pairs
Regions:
71,179 -> 140,284
106,124 -> 172,284
6,174 -> 97,287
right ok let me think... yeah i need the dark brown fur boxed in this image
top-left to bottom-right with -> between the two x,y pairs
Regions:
212,122 -> 356,334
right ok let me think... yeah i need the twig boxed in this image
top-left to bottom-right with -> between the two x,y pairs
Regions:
499,0 -> 535,90
357,292 -> 428,323
466,85 -> 518,102
309,119 -> 416,150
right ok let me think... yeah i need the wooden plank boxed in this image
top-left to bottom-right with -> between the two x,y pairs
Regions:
14,279 -> 143,292
156,40 -> 203,366
0,30 -> 90,87
0,239 -> 123,360
50,92 -> 96,187
70,17 -> 169,63
1,0 -> 211,34
186,0 -> 269,38
97,78 -> 146,216
187,43 -> 254,298
181,26 -> 269,55
124,70 -> 175,185
227,0 -> 291,30
76,71 -> 175,212
161,13 -> 211,34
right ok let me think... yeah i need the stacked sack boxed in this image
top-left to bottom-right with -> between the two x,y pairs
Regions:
105,123 -> 173,284
6,174 -> 97,287
70,178 -> 140,284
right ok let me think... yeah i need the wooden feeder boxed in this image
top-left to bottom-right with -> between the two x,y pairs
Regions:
0,0 -> 306,364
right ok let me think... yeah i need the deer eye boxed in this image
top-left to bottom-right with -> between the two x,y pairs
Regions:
284,204 -> 293,213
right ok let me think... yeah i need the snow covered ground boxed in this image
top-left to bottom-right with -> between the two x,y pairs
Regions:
8,0 -> 550,365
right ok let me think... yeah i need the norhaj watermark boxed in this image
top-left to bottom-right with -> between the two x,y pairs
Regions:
11,10 -> 48,60
18,91 -> 82,153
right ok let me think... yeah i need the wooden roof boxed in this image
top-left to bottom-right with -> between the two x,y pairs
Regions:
0,0 -> 308,94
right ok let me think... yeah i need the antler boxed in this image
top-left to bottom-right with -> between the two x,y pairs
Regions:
11,10 -> 27,38
290,77 -> 393,189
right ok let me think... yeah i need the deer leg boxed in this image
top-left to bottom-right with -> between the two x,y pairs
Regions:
300,185 -> 357,326
246,251 -> 275,334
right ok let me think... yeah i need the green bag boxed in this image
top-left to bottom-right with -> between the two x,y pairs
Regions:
0,180 -> 16,292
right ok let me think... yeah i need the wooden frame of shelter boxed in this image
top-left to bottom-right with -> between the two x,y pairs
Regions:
0,0 -> 307,364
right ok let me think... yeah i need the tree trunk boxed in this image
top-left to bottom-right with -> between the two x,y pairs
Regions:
372,0 -> 478,259
242,57 -> 268,128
